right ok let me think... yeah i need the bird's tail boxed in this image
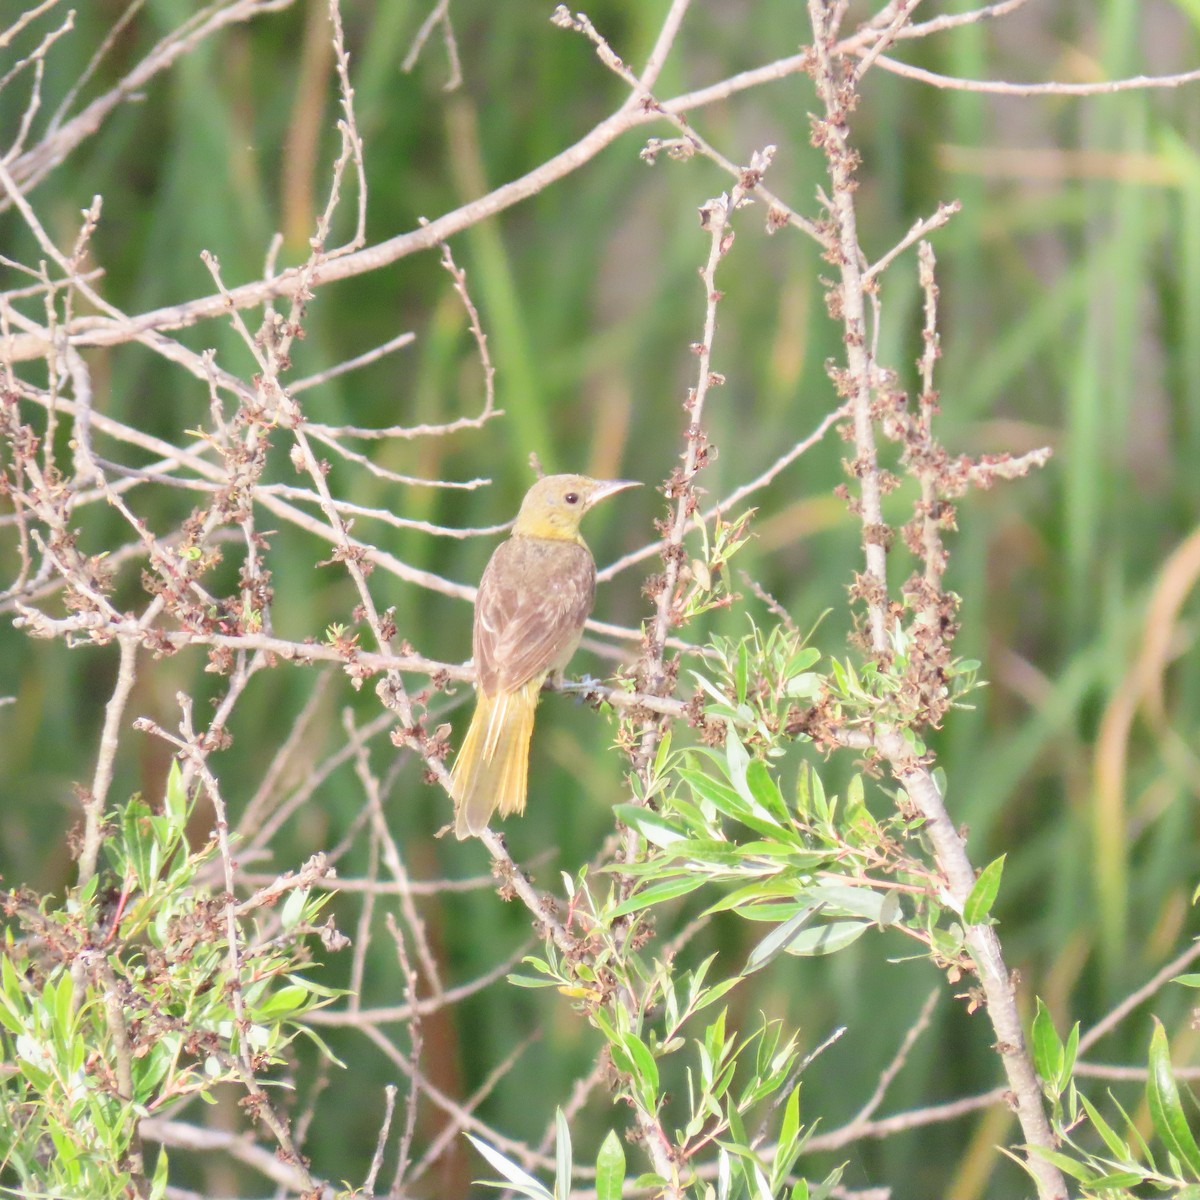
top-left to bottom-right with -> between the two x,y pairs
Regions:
450,679 -> 541,839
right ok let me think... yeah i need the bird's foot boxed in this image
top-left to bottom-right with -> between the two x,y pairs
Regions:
560,674 -> 604,700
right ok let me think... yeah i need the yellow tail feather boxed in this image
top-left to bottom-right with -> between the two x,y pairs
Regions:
451,678 -> 542,839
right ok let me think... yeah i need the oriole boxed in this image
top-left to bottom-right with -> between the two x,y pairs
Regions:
450,474 -> 639,839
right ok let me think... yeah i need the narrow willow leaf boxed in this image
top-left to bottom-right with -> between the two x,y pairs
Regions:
781,919 -> 869,957
689,670 -> 735,710
963,854 -> 1005,924
595,1130 -> 625,1200
122,798 -> 153,892
611,804 -> 686,848
704,879 -> 805,915
691,975 -> 741,1016
725,725 -> 752,801
1108,1092 -> 1154,1162
1090,1171 -> 1149,1188
507,976 -> 560,991
1023,1144 -> 1097,1182
607,875 -> 706,918
163,760 -> 188,830
752,1160 -> 773,1200
717,1148 -> 731,1200
1061,1019 -> 1080,1088
771,1085 -> 803,1190
808,767 -> 831,824
786,645 -> 820,676
465,1134 -> 554,1200
1147,1018 -> 1200,1178
677,767 -> 751,821
744,759 -> 790,826
743,906 -> 820,975
878,890 -> 902,928
785,672 -> 819,698
554,1109 -> 571,1200
808,883 -> 891,923
1031,998 -> 1064,1086
280,886 -> 309,932
621,1033 -> 660,1106
1078,1093 -> 1133,1161
735,639 -> 750,707
652,730 -> 673,776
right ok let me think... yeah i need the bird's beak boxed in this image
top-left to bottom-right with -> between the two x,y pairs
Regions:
584,479 -> 641,510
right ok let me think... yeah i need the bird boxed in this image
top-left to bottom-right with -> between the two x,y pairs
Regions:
450,473 -> 640,839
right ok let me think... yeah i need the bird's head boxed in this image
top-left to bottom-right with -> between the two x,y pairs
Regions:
511,474 -> 640,541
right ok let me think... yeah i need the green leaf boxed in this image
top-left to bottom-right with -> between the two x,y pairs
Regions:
163,760 -> 188,831
151,1143 -> 171,1200
703,1007 -> 728,1066
506,974 -> 561,989
808,883 -> 895,925
798,764 -> 831,824
1109,1092 -> 1154,1162
744,759 -> 791,826
611,805 -> 687,848
785,672 -> 819,698
670,839 -> 747,869
122,797 -> 154,892
253,983 -> 310,1019
705,879 -> 814,915
717,1148 -> 732,1200
672,768 -> 744,816
52,968 -> 75,1034
733,901 -> 813,923
652,730 -> 673,776
781,920 -> 870,957
1078,1094 -> 1133,1161
963,854 -> 1005,924
735,639 -> 749,706
554,1109 -> 571,1200
771,1085 -> 804,1190
878,890 -> 902,927
1023,1144 -> 1097,1182
1090,1171 -> 1149,1188
466,1134 -> 555,1200
1031,998 -> 1064,1087
1147,1017 -> 1200,1178
595,1130 -> 625,1200
786,645 -> 820,676
1061,1019 -> 1079,1088
751,1159 -> 773,1200
743,906 -> 821,975
280,886 -> 309,932
292,1022 -> 347,1068
678,763 -> 801,842
724,727 -> 752,802
592,1005 -> 619,1043
689,670 -> 735,711
691,975 -> 742,1016
621,1033 -> 660,1108
607,875 -> 707,918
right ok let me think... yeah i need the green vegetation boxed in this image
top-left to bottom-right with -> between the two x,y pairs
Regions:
4,1 -> 1200,1198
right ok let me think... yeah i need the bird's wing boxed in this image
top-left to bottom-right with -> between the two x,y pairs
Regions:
473,538 -> 596,694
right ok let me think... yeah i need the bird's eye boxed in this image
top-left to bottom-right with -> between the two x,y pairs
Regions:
564,492 -> 580,505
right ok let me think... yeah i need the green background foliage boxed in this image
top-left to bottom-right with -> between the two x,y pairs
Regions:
4,1 -> 1200,1197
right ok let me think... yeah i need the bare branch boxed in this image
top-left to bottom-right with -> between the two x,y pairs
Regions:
869,54 -> 1200,95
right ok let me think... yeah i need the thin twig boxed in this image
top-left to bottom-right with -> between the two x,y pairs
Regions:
870,55 -> 1200,95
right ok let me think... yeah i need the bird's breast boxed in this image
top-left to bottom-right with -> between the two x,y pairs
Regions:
472,535 -> 598,694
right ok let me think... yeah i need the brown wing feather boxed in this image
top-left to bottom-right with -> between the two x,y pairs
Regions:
473,537 -> 596,695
